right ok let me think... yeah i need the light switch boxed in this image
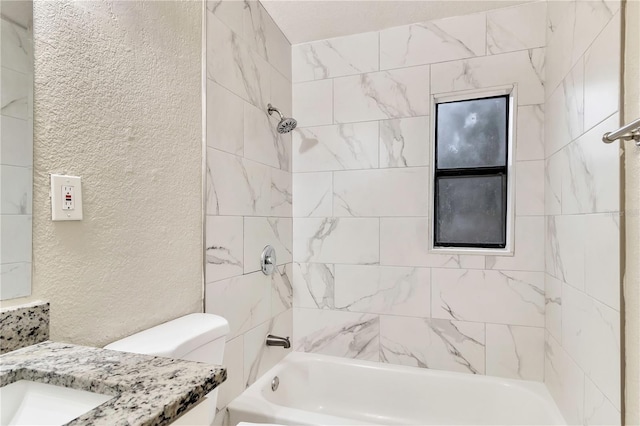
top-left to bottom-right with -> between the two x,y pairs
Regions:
51,174 -> 83,221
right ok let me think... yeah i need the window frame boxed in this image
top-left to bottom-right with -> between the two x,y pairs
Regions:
429,85 -> 517,256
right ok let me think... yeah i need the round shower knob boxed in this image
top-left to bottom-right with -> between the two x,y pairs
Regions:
261,245 -> 276,275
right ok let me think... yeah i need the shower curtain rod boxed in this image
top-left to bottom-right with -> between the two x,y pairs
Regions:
602,117 -> 640,146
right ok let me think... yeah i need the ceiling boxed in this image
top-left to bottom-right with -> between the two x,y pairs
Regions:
261,0 -> 533,44
0,1 -> 532,45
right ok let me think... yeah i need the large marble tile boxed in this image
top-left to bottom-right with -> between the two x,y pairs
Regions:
0,165 -> 31,214
584,213 -> 620,311
485,324 -> 544,381
270,64 -> 292,117
292,122 -> 378,172
0,214 -> 31,263
584,376 -> 621,426
207,0 -> 244,37
487,2 -> 546,55
291,263 -> 335,309
0,115 -> 32,167
293,217 -> 379,264
292,32 -> 378,82
432,268 -> 544,327
205,271 -> 271,341
333,167 -> 429,217
486,216 -> 544,272
545,214 -> 586,290
272,264 -> 293,316
515,160 -> 544,216
293,308 -> 379,361
206,13 -> 270,109
0,262 -> 31,300
516,104 -> 544,161
584,12 -> 620,132
207,80 -> 244,156
242,1 -> 291,79
380,316 -> 485,374
546,0 -> 619,96
1,19 -> 32,74
293,172 -> 332,217
1,66 -> 29,119
561,114 -> 620,214
244,217 -> 292,273
562,284 -> 620,409
379,13 -> 485,70
292,80 -> 333,127
334,66 -> 430,123
244,309 -> 293,388
545,0 -> 577,96
379,217 -> 485,269
545,151 -> 564,216
431,49 -> 544,106
334,265 -> 430,317
544,59 -> 584,156
216,335 -> 243,409
244,102 -> 290,171
206,148 -> 271,216
205,216 -> 244,283
572,1 -> 620,70
271,168 -> 292,217
544,273 -> 562,343
379,116 -> 429,168
545,332 -> 585,425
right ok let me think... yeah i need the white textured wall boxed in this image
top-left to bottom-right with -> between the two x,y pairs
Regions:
1,0 -> 203,347
204,0 -> 293,415
624,0 -> 640,423
544,1 -> 622,424
291,2 -> 547,381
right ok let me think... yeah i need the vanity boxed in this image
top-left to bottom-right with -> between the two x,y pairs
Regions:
0,303 -> 227,425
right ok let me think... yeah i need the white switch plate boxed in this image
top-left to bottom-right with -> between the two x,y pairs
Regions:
51,174 -> 83,221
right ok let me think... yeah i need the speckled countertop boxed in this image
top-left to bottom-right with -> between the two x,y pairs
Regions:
0,341 -> 227,426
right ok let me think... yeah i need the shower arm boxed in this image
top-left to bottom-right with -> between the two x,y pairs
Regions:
267,103 -> 285,121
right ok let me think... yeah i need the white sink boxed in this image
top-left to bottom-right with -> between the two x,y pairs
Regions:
0,380 -> 113,425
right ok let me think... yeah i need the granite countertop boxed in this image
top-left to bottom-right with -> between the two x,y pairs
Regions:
0,341 -> 227,426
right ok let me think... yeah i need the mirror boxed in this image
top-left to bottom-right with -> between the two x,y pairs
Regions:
0,1 -> 33,300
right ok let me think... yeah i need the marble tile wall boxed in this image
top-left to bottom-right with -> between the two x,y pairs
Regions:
291,2 -> 547,382
204,0 -> 292,414
543,1 -> 622,424
0,16 -> 33,300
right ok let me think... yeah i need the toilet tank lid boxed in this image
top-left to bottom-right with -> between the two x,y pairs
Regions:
104,313 -> 229,359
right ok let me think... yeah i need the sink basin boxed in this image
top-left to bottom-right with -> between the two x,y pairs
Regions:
0,380 -> 113,425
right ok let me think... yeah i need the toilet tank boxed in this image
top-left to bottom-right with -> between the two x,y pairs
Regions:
104,313 -> 229,364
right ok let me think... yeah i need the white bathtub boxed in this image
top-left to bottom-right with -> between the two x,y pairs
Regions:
227,352 -> 566,425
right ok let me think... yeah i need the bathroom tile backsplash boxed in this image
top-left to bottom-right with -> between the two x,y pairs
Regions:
543,1 -> 621,424
204,0 -> 292,414
0,301 -> 49,354
292,1 -> 547,384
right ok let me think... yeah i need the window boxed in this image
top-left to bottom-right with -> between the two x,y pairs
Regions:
433,95 -> 510,249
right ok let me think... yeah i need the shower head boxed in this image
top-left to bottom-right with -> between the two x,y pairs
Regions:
267,103 -> 297,134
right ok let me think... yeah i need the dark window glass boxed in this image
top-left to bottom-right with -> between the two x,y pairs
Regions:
434,95 -> 509,248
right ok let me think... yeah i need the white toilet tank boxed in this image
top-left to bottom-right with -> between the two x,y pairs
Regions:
104,313 -> 229,425
104,313 -> 229,364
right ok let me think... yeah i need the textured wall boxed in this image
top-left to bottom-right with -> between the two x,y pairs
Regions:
544,1 -> 622,424
204,0 -> 293,417
0,1 -> 203,347
291,2 -> 547,381
624,0 -> 640,423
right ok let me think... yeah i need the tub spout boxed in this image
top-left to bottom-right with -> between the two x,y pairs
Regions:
266,334 -> 291,349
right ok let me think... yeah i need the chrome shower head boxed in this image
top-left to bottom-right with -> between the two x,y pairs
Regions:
268,103 -> 297,134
